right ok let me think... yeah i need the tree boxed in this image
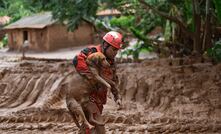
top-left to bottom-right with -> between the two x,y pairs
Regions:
0,0 -> 38,22
29,0 -> 221,56
30,0 -> 100,30
138,0 -> 221,55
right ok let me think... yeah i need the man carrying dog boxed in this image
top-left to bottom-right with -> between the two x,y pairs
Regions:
72,31 -> 123,133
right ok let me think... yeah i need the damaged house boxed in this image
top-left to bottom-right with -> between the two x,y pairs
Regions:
3,12 -> 94,51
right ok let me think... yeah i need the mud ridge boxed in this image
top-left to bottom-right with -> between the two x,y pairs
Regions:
0,58 -> 220,133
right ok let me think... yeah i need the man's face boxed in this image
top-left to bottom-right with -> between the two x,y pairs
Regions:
105,45 -> 119,60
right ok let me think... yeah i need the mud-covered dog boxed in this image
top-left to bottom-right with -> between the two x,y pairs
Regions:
67,52 -> 115,129
43,52 -> 120,130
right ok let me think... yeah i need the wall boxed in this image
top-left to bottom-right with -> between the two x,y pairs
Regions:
47,22 -> 94,51
7,29 -> 23,50
7,29 -> 47,51
30,29 -> 48,51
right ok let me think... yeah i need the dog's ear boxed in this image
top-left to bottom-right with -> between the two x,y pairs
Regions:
93,52 -> 104,66
97,53 -> 107,66
93,56 -> 99,65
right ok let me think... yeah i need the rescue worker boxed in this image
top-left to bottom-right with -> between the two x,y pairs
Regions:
72,31 -> 123,133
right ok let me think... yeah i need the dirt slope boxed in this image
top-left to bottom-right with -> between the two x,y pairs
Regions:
117,59 -> 221,120
0,58 -> 220,133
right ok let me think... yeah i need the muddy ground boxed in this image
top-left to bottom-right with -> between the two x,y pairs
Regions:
0,57 -> 221,134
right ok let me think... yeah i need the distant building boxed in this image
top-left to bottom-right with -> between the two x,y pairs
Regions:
4,12 -> 94,51
0,16 -> 10,40
96,9 -> 121,19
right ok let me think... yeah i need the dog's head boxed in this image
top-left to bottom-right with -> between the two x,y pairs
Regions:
86,52 -> 110,68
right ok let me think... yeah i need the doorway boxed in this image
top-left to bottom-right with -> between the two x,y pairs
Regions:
23,31 -> 28,42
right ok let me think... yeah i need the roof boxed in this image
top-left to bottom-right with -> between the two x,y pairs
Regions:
96,9 -> 121,16
0,16 -> 10,25
4,12 -> 56,30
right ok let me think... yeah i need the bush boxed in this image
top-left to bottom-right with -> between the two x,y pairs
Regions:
120,41 -> 153,60
110,16 -> 135,28
0,35 -> 8,48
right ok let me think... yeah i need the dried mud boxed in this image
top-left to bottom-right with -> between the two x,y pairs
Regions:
0,57 -> 221,134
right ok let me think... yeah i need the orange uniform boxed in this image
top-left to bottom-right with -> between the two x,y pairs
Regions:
73,31 -> 123,134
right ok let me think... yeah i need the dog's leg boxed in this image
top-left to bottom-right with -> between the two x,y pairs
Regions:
66,98 -> 94,130
85,102 -> 105,126
101,77 -> 122,106
83,102 -> 105,134
88,113 -> 104,126
94,114 -> 105,134
89,108 -> 105,126
89,67 -> 111,90
66,98 -> 81,128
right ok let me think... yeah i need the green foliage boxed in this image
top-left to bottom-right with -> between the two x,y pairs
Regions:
1,0 -> 219,57
120,27 -> 153,60
0,0 -> 36,22
119,0 -> 164,34
121,41 -> 153,60
163,4 -> 181,42
130,27 -> 149,43
30,0 -> 99,31
207,41 -> 221,62
164,20 -> 171,41
0,35 -> 8,48
95,19 -> 105,29
109,13 -> 154,59
213,0 -> 221,24
110,16 -> 135,29
28,0 -> 54,11
137,13 -> 163,35
183,0 -> 194,31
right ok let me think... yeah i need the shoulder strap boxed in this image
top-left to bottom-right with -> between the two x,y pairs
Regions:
80,45 -> 101,59
88,45 -> 101,54
81,47 -> 91,56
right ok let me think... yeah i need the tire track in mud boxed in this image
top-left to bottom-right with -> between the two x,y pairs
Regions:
0,61 -> 68,111
0,75 -> 30,108
0,58 -> 220,133
20,74 -> 49,107
0,105 -> 220,133
0,114 -> 220,133
32,73 -> 58,107
9,75 -> 40,108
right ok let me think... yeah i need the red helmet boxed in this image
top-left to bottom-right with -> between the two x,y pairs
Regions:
103,31 -> 123,49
